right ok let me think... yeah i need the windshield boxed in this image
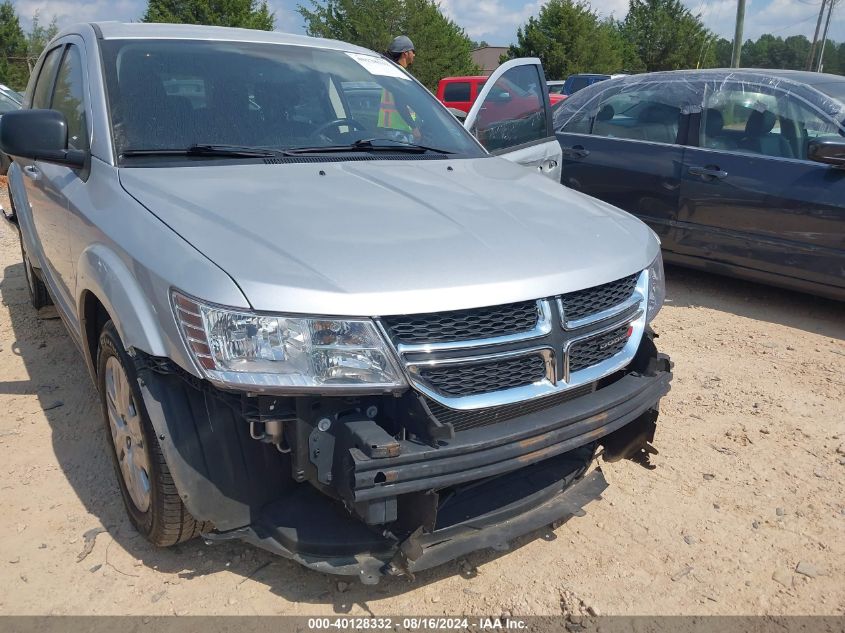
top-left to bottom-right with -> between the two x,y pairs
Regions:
100,39 -> 485,160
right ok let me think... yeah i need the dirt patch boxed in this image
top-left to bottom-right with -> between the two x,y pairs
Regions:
0,182 -> 842,616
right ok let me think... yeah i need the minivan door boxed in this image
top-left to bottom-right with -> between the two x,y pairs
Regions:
678,79 -> 845,294
464,58 -> 561,182
17,44 -> 76,308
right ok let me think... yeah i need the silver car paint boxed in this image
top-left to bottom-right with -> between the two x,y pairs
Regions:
119,158 -> 659,317
10,22 -> 659,384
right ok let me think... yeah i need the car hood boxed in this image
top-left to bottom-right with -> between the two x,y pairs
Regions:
119,157 -> 659,316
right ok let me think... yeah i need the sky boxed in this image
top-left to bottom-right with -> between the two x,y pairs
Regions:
10,0 -> 845,49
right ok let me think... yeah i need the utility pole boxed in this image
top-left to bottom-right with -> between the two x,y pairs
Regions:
730,0 -> 746,68
817,0 -> 837,72
806,0 -> 828,70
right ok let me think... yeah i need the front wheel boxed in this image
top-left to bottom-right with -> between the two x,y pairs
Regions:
97,321 -> 208,546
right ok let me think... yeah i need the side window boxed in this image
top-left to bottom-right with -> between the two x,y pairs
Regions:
31,46 -> 63,109
471,64 -> 547,152
443,82 -> 470,102
554,84 -> 616,134
700,83 -> 840,160
50,45 -> 89,152
591,84 -> 686,145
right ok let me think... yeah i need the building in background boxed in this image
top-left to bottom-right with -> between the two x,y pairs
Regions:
471,46 -> 508,75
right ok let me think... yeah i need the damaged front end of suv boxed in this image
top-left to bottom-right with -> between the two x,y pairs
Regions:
135,260 -> 671,582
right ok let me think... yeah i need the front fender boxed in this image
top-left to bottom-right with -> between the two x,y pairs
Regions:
76,243 -> 170,375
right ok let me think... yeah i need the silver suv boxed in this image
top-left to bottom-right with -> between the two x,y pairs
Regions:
1,23 -> 671,582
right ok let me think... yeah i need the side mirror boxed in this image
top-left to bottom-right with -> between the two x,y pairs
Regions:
447,107 -> 467,123
0,109 -> 86,167
808,138 -> 845,168
487,90 -> 511,103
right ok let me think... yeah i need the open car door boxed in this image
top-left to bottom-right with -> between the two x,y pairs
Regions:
464,58 -> 561,182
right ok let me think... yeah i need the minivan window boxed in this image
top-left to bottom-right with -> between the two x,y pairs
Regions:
443,82 -> 471,102
557,80 -> 702,145
51,45 -> 89,152
32,46 -> 63,109
470,64 -> 546,152
100,40 -> 485,160
701,83 -> 843,160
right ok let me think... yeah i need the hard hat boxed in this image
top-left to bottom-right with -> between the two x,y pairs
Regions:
388,35 -> 415,54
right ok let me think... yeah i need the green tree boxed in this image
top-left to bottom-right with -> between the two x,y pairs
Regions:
143,0 -> 274,30
816,38 -> 841,74
298,0 -> 478,90
622,0 -> 714,71
0,0 -> 28,91
711,36 -> 732,68
26,11 -> 59,74
506,0 -> 625,80
838,42 -> 845,75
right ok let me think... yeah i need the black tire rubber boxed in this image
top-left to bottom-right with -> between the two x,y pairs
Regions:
96,321 -> 209,546
18,228 -> 52,309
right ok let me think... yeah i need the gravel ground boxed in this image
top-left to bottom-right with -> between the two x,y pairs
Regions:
0,179 -> 843,616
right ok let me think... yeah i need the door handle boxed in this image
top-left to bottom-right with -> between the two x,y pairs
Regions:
688,165 -> 728,180
561,146 -> 590,159
23,165 -> 41,181
538,159 -> 558,172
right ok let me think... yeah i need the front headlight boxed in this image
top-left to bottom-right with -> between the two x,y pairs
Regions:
172,292 -> 407,392
646,251 -> 665,323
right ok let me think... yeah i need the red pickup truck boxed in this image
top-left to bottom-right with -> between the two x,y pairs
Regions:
437,75 -> 564,113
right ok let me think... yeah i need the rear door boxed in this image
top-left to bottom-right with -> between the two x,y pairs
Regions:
554,78 -> 703,248
678,79 -> 845,292
464,58 -> 561,182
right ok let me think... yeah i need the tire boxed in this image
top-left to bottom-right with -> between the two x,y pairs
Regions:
96,321 -> 208,546
18,229 -> 52,309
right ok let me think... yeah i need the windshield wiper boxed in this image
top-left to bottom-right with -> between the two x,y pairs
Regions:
121,144 -> 293,159
287,138 -> 455,155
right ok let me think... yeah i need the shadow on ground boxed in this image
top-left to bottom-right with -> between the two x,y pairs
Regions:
664,265 -> 843,340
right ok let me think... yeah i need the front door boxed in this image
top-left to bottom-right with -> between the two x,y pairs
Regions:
678,79 -> 845,292
464,58 -> 561,182
18,45 -> 74,307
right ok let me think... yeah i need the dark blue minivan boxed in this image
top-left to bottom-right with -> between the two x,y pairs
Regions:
554,69 -> 845,300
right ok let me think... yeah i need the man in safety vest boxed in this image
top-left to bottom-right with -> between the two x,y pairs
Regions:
379,36 -> 418,136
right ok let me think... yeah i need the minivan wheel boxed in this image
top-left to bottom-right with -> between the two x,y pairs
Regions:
96,321 -> 208,546
18,230 -> 51,309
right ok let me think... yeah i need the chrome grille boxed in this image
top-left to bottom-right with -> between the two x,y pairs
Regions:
382,301 -> 539,344
384,270 -> 647,417
425,382 -> 595,432
569,324 -> 631,373
560,274 -> 638,325
419,354 -> 546,397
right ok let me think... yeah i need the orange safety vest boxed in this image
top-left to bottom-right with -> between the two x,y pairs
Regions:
378,89 -> 414,131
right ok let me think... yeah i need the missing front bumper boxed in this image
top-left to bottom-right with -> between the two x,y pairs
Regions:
205,457 -> 608,582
